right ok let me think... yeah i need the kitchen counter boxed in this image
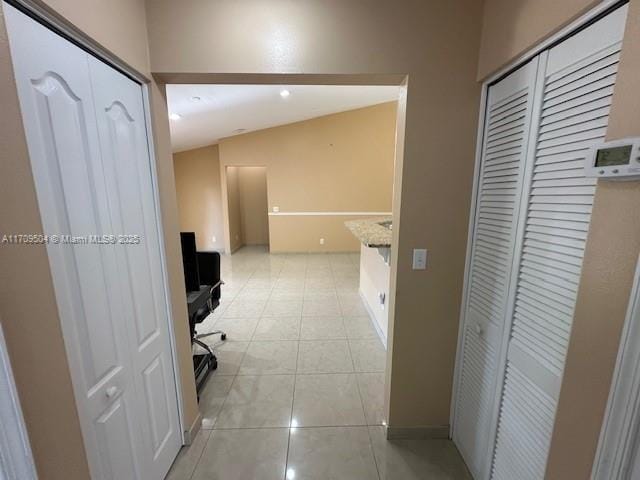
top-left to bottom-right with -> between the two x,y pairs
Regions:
344,216 -> 392,248
344,216 -> 392,347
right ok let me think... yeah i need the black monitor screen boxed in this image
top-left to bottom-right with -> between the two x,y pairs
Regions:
180,232 -> 200,292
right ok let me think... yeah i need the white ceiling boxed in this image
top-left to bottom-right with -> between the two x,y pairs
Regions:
166,84 -> 400,152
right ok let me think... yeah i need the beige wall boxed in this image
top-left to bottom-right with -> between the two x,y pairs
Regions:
0,2 -> 199,479
146,0 -> 484,431
477,0 -> 600,78
225,166 -> 244,252
477,0 -> 640,478
219,102 -> 397,253
237,166 -> 269,246
173,144 -> 225,251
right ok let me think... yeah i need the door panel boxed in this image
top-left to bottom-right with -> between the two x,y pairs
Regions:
88,56 -> 181,479
96,399 -> 139,479
453,58 -> 539,479
490,5 -> 628,479
4,5 -> 144,479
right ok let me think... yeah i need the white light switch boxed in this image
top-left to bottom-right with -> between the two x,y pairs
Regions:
412,249 -> 427,270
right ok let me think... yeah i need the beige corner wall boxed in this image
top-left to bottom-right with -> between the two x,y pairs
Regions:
224,166 -> 244,252
146,0 -> 484,430
478,0 -> 640,478
237,166 -> 269,246
218,103 -> 397,253
0,2 -> 198,479
173,144 -> 225,251
477,0 -> 600,79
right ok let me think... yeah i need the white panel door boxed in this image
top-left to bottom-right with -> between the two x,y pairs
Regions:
5,4 -> 180,479
88,57 -> 181,480
4,5 -> 145,479
453,58 -> 539,479
490,5 -> 629,480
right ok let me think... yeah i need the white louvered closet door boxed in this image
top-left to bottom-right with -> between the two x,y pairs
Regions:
490,5 -> 629,480
452,59 -> 539,480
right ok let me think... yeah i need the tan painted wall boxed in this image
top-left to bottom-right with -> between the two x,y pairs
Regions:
477,0 -> 600,79
146,0 -> 484,430
477,0 -> 640,478
225,166 -> 244,252
0,2 -> 199,479
237,166 -> 269,246
39,0 -> 150,74
173,144 -> 225,251
218,103 -> 397,253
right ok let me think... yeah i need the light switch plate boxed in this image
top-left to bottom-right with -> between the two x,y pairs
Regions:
412,249 -> 427,270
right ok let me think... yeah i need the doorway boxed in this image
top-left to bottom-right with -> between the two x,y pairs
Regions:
224,165 -> 270,253
166,82 -> 403,478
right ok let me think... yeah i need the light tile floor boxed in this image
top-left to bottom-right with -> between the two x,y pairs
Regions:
166,246 -> 471,480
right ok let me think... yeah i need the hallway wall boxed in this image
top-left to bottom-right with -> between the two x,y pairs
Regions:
238,166 -> 269,246
173,144 -> 225,251
219,102 -> 397,253
225,166 -> 244,252
146,0 -> 485,435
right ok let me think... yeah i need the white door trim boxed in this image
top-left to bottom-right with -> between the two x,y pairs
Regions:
0,320 -> 38,480
3,0 -> 186,445
592,255 -> 640,480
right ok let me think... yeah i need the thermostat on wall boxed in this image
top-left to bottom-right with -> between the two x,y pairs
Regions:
585,138 -> 640,180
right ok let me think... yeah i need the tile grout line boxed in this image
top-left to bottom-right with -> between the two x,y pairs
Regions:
185,428 -> 213,480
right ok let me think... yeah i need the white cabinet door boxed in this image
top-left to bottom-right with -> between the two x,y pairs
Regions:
453,58 -> 539,479
88,57 -> 181,480
490,5 -> 629,480
4,4 -> 180,479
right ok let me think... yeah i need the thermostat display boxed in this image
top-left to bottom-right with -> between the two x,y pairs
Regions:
585,138 -> 640,180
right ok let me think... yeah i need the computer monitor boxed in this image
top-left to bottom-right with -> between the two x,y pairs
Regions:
180,232 -> 200,292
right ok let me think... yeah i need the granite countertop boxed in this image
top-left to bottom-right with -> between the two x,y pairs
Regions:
344,216 -> 392,248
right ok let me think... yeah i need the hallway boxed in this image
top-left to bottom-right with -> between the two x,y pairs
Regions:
167,247 -> 470,479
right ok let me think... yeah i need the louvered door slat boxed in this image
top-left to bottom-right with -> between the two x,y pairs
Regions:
491,6 -> 627,479
453,59 -> 539,480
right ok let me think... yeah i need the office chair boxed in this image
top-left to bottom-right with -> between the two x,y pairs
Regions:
191,252 -> 227,353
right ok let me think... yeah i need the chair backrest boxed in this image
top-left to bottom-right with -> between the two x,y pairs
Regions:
197,252 -> 221,301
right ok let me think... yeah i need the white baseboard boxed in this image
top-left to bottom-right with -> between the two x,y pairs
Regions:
183,412 -> 202,445
359,289 -> 387,349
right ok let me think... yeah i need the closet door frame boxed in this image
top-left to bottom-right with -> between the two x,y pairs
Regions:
4,0 -> 187,444
451,0 -> 627,476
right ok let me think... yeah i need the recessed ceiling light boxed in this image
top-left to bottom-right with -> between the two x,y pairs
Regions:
191,96 -> 201,102
280,89 -> 290,98
169,112 -> 181,120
